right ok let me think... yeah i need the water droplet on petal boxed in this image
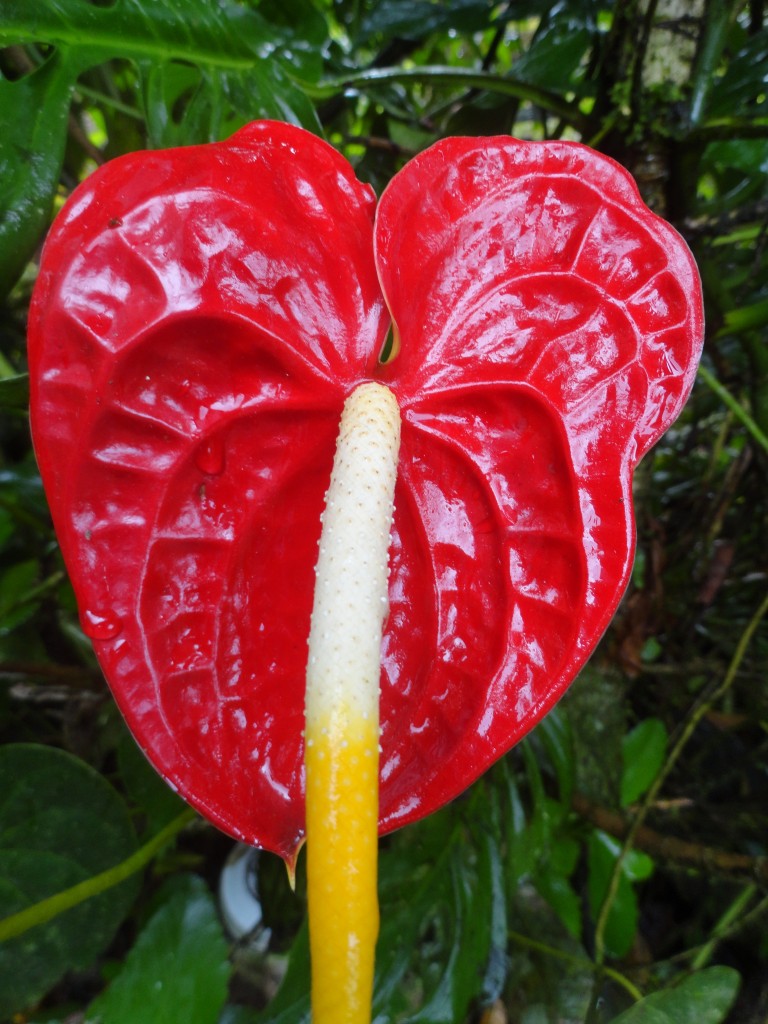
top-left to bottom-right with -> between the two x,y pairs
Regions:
81,608 -> 122,640
195,436 -> 225,476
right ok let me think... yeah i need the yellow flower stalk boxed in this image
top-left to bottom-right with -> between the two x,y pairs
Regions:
305,381 -> 401,1024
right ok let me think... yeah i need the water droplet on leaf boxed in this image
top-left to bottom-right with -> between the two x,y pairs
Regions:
81,608 -> 122,640
195,436 -> 225,475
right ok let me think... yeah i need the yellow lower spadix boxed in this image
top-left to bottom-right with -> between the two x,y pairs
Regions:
305,382 -> 401,1024
305,714 -> 380,1022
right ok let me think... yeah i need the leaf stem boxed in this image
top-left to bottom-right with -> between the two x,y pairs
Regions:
0,808 -> 196,943
698,364 -> 768,455
0,6 -> 275,70
691,884 -> 757,971
508,930 -> 643,1002
305,66 -> 589,132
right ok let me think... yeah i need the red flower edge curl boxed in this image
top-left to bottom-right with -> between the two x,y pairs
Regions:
29,121 -> 704,862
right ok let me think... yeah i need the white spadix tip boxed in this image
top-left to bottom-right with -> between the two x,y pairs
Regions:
306,381 -> 401,730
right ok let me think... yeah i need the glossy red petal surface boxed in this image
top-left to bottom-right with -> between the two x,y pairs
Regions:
29,125 -> 704,858
29,122 -> 388,859
374,136 -> 703,830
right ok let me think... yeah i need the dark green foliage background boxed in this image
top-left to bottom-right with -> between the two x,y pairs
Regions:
1,2 -> 766,1022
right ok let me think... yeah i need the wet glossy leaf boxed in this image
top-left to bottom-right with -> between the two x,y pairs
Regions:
256,0 -> 328,82
87,874 -> 229,1024
0,745 -> 139,1019
0,0 -> 277,71
706,28 -> 768,117
358,0 -> 493,43
513,3 -> 592,90
0,0 -> 321,296
0,53 -> 79,299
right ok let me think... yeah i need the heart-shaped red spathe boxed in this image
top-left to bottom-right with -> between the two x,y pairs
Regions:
29,121 -> 703,862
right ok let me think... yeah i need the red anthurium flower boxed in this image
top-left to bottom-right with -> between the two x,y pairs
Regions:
28,121 -> 703,868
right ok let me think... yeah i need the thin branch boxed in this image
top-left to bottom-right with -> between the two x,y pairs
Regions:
698,365 -> 768,455
0,809 -> 196,943
305,65 -> 589,134
692,117 -> 768,141
593,590 -> 768,964
573,794 -> 768,884
508,930 -> 643,1002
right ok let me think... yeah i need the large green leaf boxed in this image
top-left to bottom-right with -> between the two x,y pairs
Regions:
357,0 -> 494,43
0,1 -> 277,69
86,874 -> 230,1024
705,27 -> 768,118
610,967 -> 740,1024
0,744 -> 139,1019
512,0 -> 592,91
0,52 -> 79,299
0,0 -> 323,296
0,0 -> 323,132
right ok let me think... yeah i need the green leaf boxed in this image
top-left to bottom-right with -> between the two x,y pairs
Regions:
0,0 -> 321,129
0,559 -> 41,632
587,831 -> 653,959
358,0 -> 493,43
562,666 -> 626,806
610,966 -> 740,1024
0,0 -> 322,296
0,374 -> 30,412
0,744 -> 139,1019
705,139 -> 768,177
535,873 -> 581,939
0,1 -> 277,69
376,804 -> 503,1023
504,770 -> 537,884
86,874 -> 230,1024
508,885 -> 593,1022
621,718 -> 668,807
116,728 -> 187,835
255,0 -> 328,82
533,706 -> 574,803
513,2 -> 592,91
706,28 -> 768,118
0,52 -> 79,298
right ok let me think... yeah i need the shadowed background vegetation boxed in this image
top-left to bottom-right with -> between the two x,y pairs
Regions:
1,2 -> 767,1022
